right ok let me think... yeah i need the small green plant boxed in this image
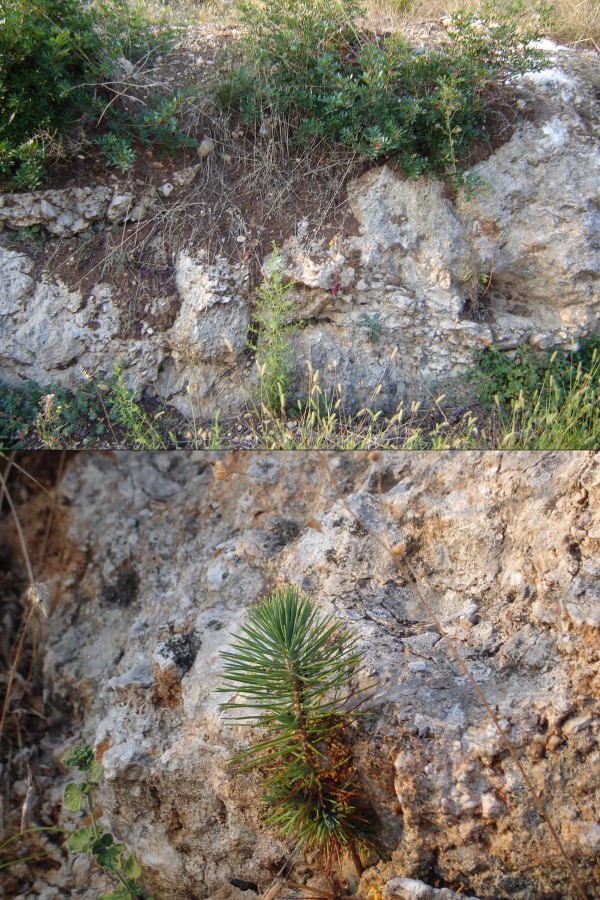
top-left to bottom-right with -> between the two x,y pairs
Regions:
0,745 -> 151,898
0,366 -> 168,449
249,247 -> 298,414
129,91 -> 198,155
0,380 -> 43,446
97,134 -> 136,172
0,378 -> 107,448
454,170 -> 490,200
35,393 -> 63,448
358,312 -> 381,343
220,586 -> 379,874
105,364 -> 166,450
495,347 -> 600,449
472,342 -> 586,411
62,745 -> 151,900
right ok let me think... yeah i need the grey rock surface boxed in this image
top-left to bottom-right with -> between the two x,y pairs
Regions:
0,185 -> 143,235
158,251 -> 253,418
0,246 -> 34,315
0,271 -> 164,393
0,252 -> 254,419
383,877 -> 480,900
11,451 -> 595,899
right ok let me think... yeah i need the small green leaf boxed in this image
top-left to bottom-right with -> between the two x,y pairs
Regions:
63,745 -> 95,771
94,836 -> 124,870
94,833 -> 114,849
123,851 -> 142,880
65,825 -> 95,853
98,893 -> 120,900
87,758 -> 105,783
63,783 -> 84,811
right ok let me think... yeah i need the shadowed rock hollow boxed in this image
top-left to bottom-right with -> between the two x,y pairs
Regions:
4,451 -> 598,899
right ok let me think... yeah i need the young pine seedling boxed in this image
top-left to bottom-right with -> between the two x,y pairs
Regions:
220,586 -> 378,875
63,745 -> 151,900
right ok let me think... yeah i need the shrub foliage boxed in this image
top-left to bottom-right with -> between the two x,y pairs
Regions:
0,0 -> 178,188
221,0 -> 546,175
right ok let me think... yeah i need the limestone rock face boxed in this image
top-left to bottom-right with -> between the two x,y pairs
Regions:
282,170 -> 485,411
0,272 -> 164,395
383,878 -> 481,900
457,49 -> 600,349
157,251 -> 253,418
0,252 -> 254,419
0,247 -> 35,315
30,452 -> 599,899
280,45 -> 599,409
0,185 -> 146,235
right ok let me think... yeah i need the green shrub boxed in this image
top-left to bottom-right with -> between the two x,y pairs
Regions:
0,0 -> 175,189
97,133 -> 136,172
0,366 -> 167,449
0,380 -> 43,444
220,0 -> 546,175
496,347 -> 600,449
126,90 -> 198,155
472,337 -> 600,411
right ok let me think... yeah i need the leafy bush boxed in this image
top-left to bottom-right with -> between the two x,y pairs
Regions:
0,0 -> 176,188
97,133 -> 137,172
0,366 -> 166,449
0,378 -> 110,448
0,380 -> 43,444
496,346 -> 600,449
472,337 -> 600,449
220,0 -> 546,175
126,91 -> 198,155
472,337 -> 600,410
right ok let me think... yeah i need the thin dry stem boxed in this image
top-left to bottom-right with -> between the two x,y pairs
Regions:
36,451 -> 66,572
0,464 -> 50,742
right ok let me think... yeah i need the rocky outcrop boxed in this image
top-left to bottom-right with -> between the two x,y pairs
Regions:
0,255 -> 164,396
0,250 -> 253,418
457,48 -> 600,348
0,45 -> 598,421
279,44 -> 600,410
156,251 -> 253,419
18,451 -> 598,899
0,183 -> 154,235
0,164 -> 208,236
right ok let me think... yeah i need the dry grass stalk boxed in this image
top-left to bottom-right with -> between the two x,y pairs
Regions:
0,454 -> 65,741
